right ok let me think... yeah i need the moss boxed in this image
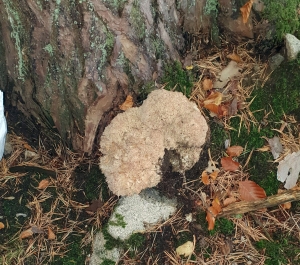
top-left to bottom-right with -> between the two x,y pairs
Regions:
162,61 -> 194,97
130,1 -> 146,40
263,0 -> 300,41
51,235 -> 88,264
204,0 -> 218,15
175,231 -> 193,248
256,234 -> 300,265
101,259 -> 116,265
109,213 -> 127,228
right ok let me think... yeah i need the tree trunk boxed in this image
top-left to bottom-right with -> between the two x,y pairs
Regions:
0,0 -> 241,154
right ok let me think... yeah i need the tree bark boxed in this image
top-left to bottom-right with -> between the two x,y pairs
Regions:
0,0 -> 216,154
219,189 -> 300,217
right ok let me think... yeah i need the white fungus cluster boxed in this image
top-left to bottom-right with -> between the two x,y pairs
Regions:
100,89 -> 208,196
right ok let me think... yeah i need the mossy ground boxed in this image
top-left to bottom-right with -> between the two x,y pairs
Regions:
208,54 -> 300,262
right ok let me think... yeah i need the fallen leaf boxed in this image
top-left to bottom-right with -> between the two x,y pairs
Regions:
202,78 -> 213,91
239,180 -> 267,201
203,91 -> 223,106
204,103 -> 229,117
213,61 -> 242,89
20,228 -> 33,239
176,241 -> 194,257
227,53 -> 242,63
119,95 -> 133,111
268,136 -> 283,159
85,199 -> 104,212
23,143 -> 35,152
38,179 -> 50,189
240,0 -> 254,24
277,150 -> 300,189
185,65 -> 193,70
48,227 -> 56,240
201,171 -> 210,185
257,146 -> 270,152
226,146 -> 244,157
228,97 -> 238,117
0,222 -> 4,229
221,157 -> 240,171
31,226 -> 44,234
206,206 -> 218,230
223,196 -> 237,207
212,198 -> 222,213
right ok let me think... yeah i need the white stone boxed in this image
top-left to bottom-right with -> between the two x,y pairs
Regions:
285,34 -> 300,61
108,189 -> 177,241
90,232 -> 120,265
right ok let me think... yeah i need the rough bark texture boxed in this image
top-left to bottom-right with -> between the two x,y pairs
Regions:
0,0 -> 255,153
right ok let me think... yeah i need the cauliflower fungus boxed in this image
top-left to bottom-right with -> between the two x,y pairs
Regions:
100,89 -> 208,196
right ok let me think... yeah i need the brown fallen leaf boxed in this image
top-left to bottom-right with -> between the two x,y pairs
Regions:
227,53 -> 242,63
223,196 -> 237,207
202,78 -> 213,91
48,227 -> 56,240
23,143 -> 35,152
226,145 -> 244,157
240,0 -> 254,24
239,180 -> 266,202
206,198 -> 222,230
119,95 -> 133,111
85,199 -> 104,212
20,228 -> 33,239
201,171 -> 210,185
0,222 -> 4,229
38,179 -> 50,189
221,157 -> 240,171
203,91 -> 223,106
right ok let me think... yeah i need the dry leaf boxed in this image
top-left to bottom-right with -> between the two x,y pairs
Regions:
277,150 -> 300,189
221,157 -> 240,171
48,227 -> 56,240
212,198 -> 222,213
226,145 -> 244,157
202,78 -> 213,91
85,199 -> 104,212
204,103 -> 229,117
185,65 -> 193,70
268,136 -> 283,159
257,146 -> 270,152
206,206 -> 219,230
213,61 -> 242,89
223,197 -> 237,207
23,143 -> 35,152
119,95 -> 133,111
0,222 -> 4,229
203,91 -> 223,106
201,171 -> 210,185
227,53 -> 242,63
240,0 -> 254,24
20,228 -> 33,239
176,241 -> 194,257
239,180 -> 267,201
38,179 -> 50,189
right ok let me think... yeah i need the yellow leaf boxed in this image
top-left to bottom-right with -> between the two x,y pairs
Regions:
176,241 -> 194,257
119,95 -> 133,111
38,179 -> 50,189
240,0 -> 254,24
48,227 -> 56,240
185,65 -> 193,70
203,92 -> 223,106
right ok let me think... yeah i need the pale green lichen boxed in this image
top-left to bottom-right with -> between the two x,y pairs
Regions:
53,0 -> 61,25
204,0 -> 218,15
43,44 -> 54,56
3,0 -> 27,80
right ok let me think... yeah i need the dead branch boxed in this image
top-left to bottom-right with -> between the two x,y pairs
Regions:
219,189 -> 300,217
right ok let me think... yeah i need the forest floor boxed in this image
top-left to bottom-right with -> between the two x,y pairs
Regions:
1,37 -> 300,265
